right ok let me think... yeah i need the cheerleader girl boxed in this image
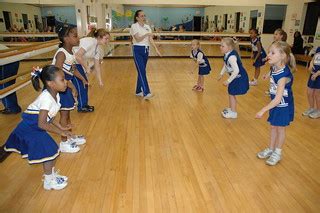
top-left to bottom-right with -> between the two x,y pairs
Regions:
264,29 -> 288,95
218,37 -> 249,119
4,65 -> 72,190
249,28 -> 267,86
190,39 -> 211,92
273,28 -> 287,42
302,47 -> 320,119
52,26 -> 85,152
256,41 -> 296,166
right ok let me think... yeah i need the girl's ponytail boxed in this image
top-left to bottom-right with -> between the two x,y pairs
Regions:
288,53 -> 297,73
31,68 -> 42,91
30,65 -> 61,91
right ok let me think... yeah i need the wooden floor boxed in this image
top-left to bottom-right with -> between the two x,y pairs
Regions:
0,58 -> 320,212
111,44 -> 251,57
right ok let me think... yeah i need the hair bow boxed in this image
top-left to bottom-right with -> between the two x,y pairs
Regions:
31,66 -> 42,78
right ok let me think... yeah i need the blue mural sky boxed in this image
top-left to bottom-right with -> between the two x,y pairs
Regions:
113,6 -> 204,29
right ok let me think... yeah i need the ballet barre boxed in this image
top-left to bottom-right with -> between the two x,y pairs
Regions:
0,78 -> 31,99
0,32 -> 58,38
110,31 -> 250,37
0,69 -> 31,85
0,41 -> 49,47
0,40 -> 59,99
0,40 -> 59,65
110,40 -> 251,45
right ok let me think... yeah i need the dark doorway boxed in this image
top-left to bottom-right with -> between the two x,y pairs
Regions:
251,17 -> 257,29
214,15 -> 218,29
3,11 -> 12,30
235,12 -> 241,32
46,16 -> 56,28
22,14 -> 28,29
303,1 -> 320,35
34,15 -> 39,30
193,16 -> 202,31
223,14 -> 228,30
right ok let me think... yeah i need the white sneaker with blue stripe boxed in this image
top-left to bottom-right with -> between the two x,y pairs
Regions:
43,172 -> 68,190
60,141 -> 80,153
70,135 -> 86,145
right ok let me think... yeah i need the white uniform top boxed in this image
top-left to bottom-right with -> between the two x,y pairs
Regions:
314,52 -> 320,66
52,47 -> 75,76
220,50 -> 241,83
25,90 -> 61,122
190,50 -> 205,64
130,22 -> 152,46
73,37 -> 103,60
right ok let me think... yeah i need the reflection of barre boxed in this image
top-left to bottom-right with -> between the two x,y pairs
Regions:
0,44 -> 58,65
0,40 -> 58,57
0,33 -> 58,38
110,40 -> 252,45
0,79 -> 31,99
0,69 -> 30,85
0,42 -> 49,47
110,32 -> 250,37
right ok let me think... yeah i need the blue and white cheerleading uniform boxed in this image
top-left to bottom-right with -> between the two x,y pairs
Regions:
307,47 -> 320,89
4,90 -> 61,164
223,50 -> 249,95
268,65 -> 294,126
190,49 -> 211,75
251,37 -> 266,68
52,48 -> 75,110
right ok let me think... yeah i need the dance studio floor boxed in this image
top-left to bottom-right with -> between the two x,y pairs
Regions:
0,58 -> 319,212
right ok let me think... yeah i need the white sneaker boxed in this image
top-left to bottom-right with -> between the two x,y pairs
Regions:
222,108 -> 231,114
135,92 -> 144,97
60,141 -> 80,153
302,108 -> 316,116
266,152 -> 281,166
257,148 -> 273,159
52,167 -> 68,182
249,79 -> 258,86
70,135 -> 86,145
43,174 -> 68,190
222,110 -> 237,119
144,93 -> 154,100
309,110 -> 320,119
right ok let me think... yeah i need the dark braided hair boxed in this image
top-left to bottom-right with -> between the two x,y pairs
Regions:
57,25 -> 75,48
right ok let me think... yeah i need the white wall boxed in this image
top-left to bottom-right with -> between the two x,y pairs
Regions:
205,6 -> 264,33
0,2 -> 42,32
262,0 -> 315,46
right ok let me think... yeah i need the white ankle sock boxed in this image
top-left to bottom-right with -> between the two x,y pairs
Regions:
44,174 -> 53,180
275,148 -> 282,155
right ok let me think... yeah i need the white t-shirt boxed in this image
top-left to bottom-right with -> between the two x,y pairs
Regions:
73,37 -> 104,60
25,90 -> 61,122
52,48 -> 75,76
130,22 -> 152,46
